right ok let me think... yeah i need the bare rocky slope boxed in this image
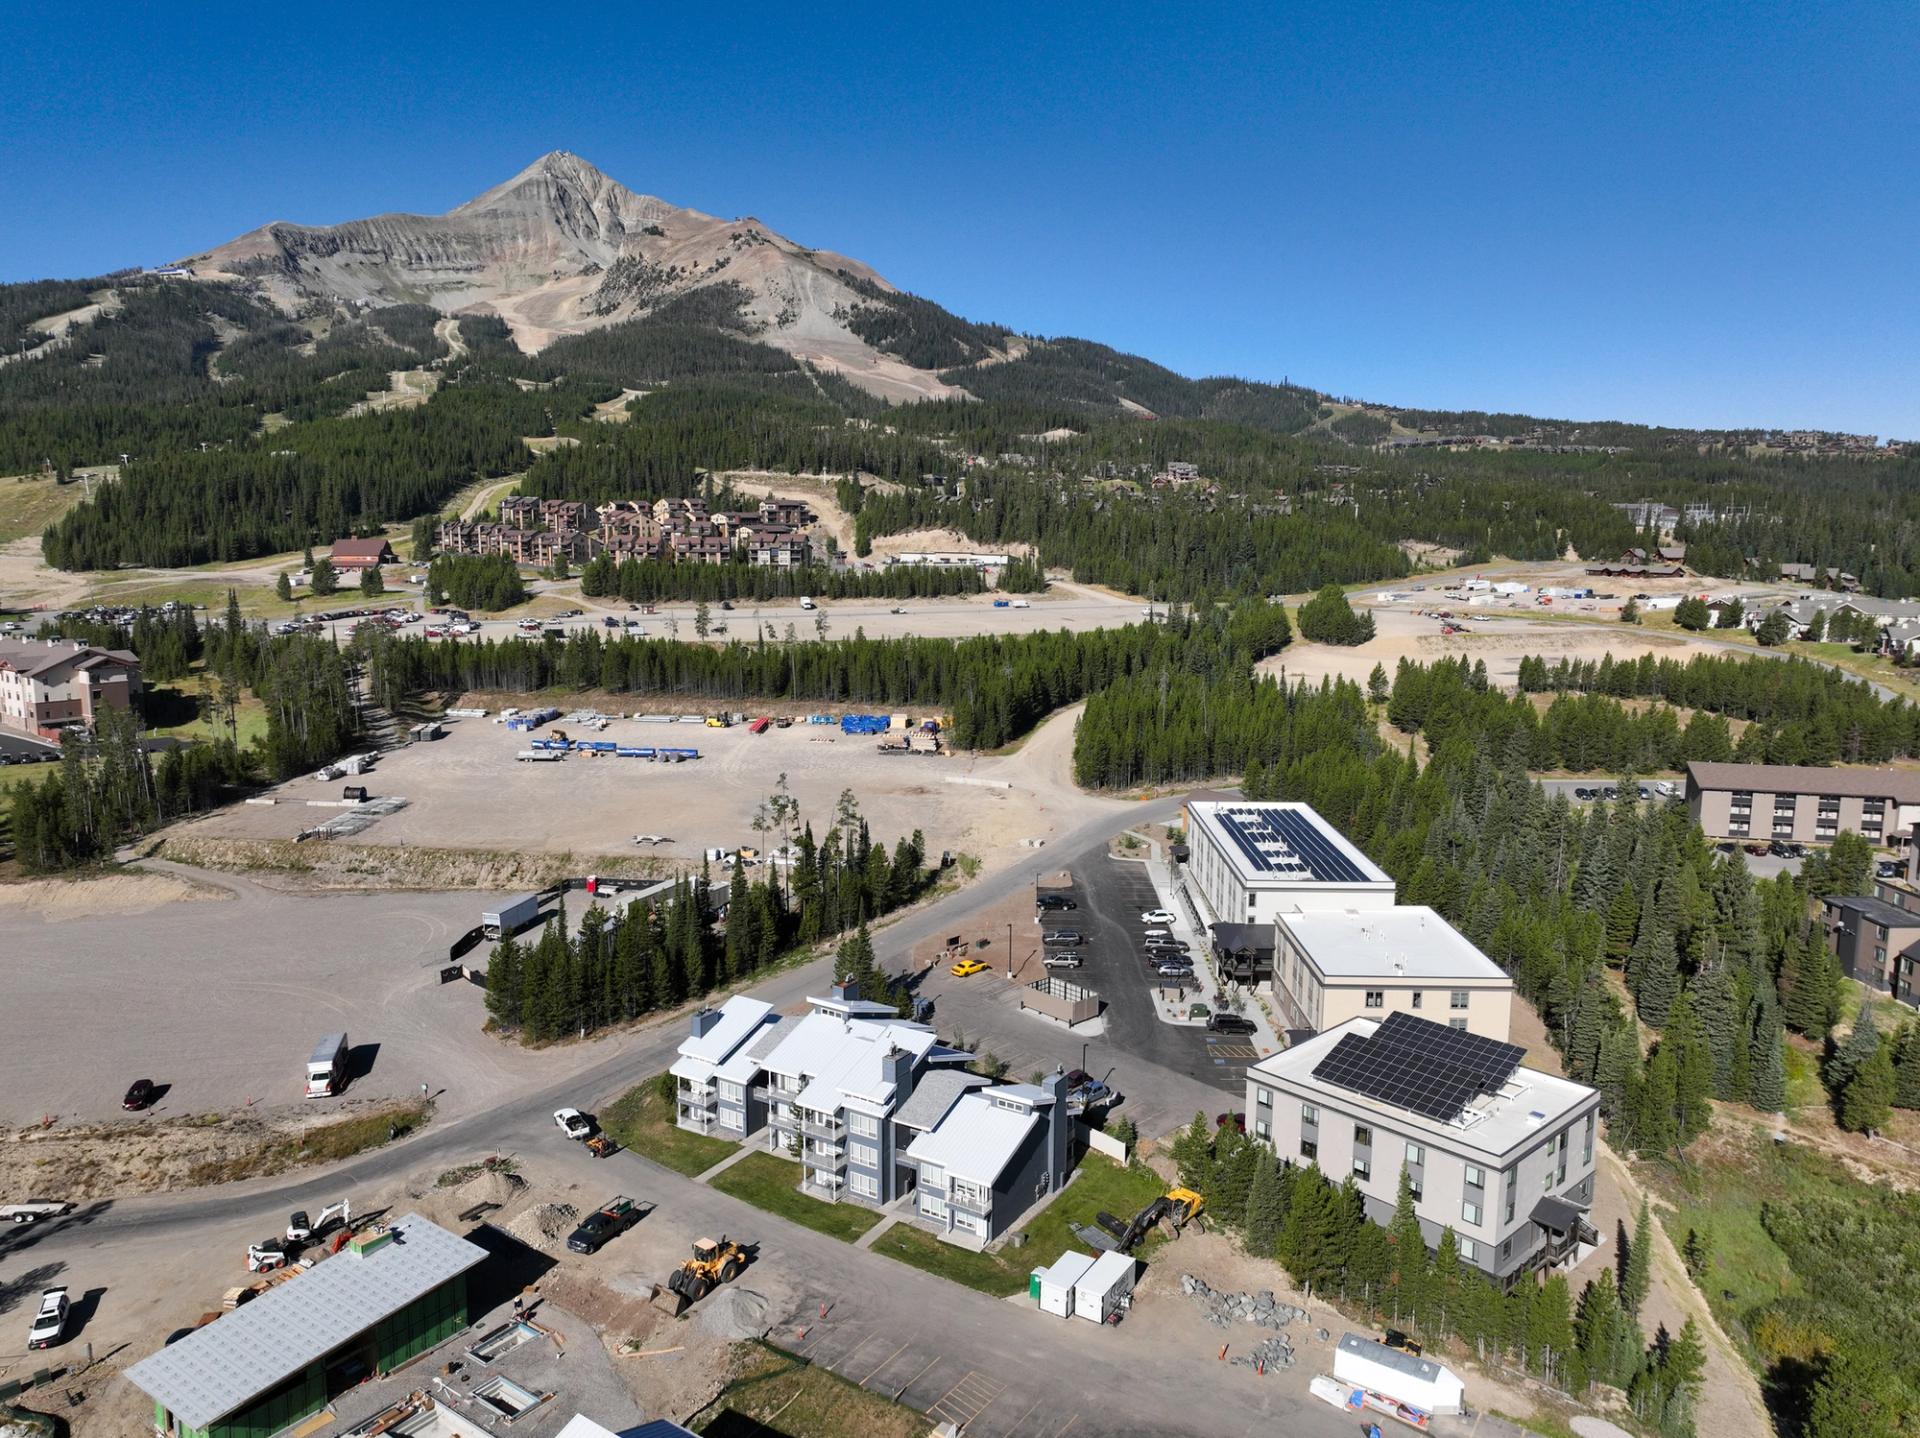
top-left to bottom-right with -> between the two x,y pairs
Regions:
180,150 -> 985,400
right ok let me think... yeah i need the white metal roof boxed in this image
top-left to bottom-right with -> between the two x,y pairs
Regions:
1280,906 -> 1510,982
714,1014 -> 797,1085
676,995 -> 774,1066
905,1090 -> 1041,1184
124,1215 -> 486,1431
1188,801 -> 1394,891
894,1070 -> 990,1131
762,1012 -> 935,1115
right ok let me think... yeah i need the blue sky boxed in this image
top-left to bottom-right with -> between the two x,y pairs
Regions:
4,1 -> 1915,433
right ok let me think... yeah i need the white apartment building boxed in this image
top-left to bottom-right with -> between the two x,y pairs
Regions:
1272,905 -> 1514,1041
1246,1014 -> 1600,1284
1184,801 -> 1395,929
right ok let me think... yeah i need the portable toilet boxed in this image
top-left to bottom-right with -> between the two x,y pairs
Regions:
1032,1251 -> 1097,1318
1073,1250 -> 1138,1324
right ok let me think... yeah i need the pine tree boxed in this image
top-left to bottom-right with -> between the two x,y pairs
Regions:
1576,1269 -> 1626,1389
1688,963 -> 1743,1099
1386,1166 -> 1429,1326
311,555 -> 337,596
1748,1020 -> 1788,1112
1783,932 -> 1840,1036
1243,1152 -> 1286,1258
1605,881 -> 1639,966
1826,1003 -> 1881,1096
1838,1036 -> 1895,1134
1527,1275 -> 1577,1386
1893,1024 -> 1920,1110
1367,662 -> 1389,703
1637,1044 -> 1680,1155
1664,993 -> 1715,1140
1429,1227 -> 1462,1340
1805,1345 -> 1904,1438
1620,1197 -> 1652,1316
1170,1112 -> 1215,1194
276,571 -> 293,601
359,564 -> 384,596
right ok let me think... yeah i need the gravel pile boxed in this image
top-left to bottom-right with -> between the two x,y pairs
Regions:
695,1286 -> 771,1341
506,1202 -> 578,1250
1181,1275 -> 1308,1333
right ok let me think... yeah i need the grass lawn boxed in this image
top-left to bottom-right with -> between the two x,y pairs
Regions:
599,1077 -> 740,1178
693,1340 -> 925,1438
0,474 -> 87,544
710,1152 -> 882,1242
143,674 -> 272,752
871,1154 -> 1168,1296
1782,1043 -> 1823,1115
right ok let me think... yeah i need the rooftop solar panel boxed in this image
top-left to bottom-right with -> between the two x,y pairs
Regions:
1212,805 -> 1372,884
1375,1012 -> 1525,1088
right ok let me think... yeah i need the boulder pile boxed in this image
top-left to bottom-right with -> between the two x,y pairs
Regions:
1180,1274 -> 1309,1332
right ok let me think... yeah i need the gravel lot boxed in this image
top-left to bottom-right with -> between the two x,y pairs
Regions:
175,705 -> 1105,873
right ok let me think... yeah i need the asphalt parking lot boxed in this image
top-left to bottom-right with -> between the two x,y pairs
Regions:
0,731 -> 59,762
1066,853 -> 1251,1096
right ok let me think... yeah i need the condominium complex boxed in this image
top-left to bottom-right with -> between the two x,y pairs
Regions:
1685,761 -> 1920,848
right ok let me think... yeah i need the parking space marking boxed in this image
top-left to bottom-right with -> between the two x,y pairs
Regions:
928,1370 -> 1006,1429
894,1353 -> 943,1400
859,1341 -> 909,1386
1051,1415 -> 1079,1438
1207,1042 -> 1259,1058
830,1328 -> 882,1374
1000,1396 -> 1046,1438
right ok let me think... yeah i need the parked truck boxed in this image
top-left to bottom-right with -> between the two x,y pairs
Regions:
482,893 -> 542,939
567,1196 -> 649,1254
305,1033 -> 349,1098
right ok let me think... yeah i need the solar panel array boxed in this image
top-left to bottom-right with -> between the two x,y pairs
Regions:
1213,805 -> 1373,883
1311,1014 -> 1526,1123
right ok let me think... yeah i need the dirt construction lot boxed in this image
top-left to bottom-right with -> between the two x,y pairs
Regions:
174,702 -> 1123,873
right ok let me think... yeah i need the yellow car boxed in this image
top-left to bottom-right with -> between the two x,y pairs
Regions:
950,958 -> 989,978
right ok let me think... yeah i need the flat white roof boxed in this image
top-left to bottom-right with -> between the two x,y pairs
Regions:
905,1088 -> 1041,1184
1249,1019 -> 1596,1157
1036,1250 -> 1097,1289
1280,906 -> 1510,982
761,1010 -> 936,1115
674,995 -> 774,1067
1188,802 -> 1393,891
1076,1249 -> 1137,1295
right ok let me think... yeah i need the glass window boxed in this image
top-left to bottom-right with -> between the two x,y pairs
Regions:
1365,989 -> 1384,1009
1500,1238 -> 1512,1260
1255,1086 -> 1272,1108
1254,1120 -> 1270,1140
1301,1103 -> 1319,1126
1465,1164 -> 1485,1188
1463,1199 -> 1482,1225
1583,1111 -> 1595,1162
1411,991 -> 1423,1008
1459,1237 -> 1477,1263
1300,1138 -> 1318,1161
1450,990 -> 1470,1009
1354,1125 -> 1372,1148
1450,1019 -> 1469,1031
849,1111 -> 880,1137
1504,1173 -> 1517,1222
850,1142 -> 879,1167
1353,1156 -> 1371,1181
1405,1142 -> 1425,1166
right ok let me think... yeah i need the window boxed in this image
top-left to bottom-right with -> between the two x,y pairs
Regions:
1459,1238 -> 1477,1263
1411,991 -> 1423,1008
1300,1138 -> 1318,1161
1462,1199 -> 1482,1226
1254,1119 -> 1270,1141
1255,1086 -> 1272,1108
1500,1239 -> 1512,1261
1405,1142 -> 1426,1167
1365,989 -> 1384,1009
1353,1125 -> 1373,1148
1301,1104 -> 1319,1126
848,1111 -> 880,1138
849,1171 -> 879,1199
920,1162 -> 945,1188
1408,1175 -> 1423,1201
1504,1173 -> 1517,1223
1353,1156 -> 1372,1181
1450,1019 -> 1469,1031
1583,1111 -> 1595,1163
850,1142 -> 879,1168
1465,1164 -> 1485,1189
1450,990 -> 1470,1010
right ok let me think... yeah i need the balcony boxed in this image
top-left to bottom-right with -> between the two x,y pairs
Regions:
805,1144 -> 847,1170
678,1106 -> 718,1133
801,1118 -> 844,1142
678,1084 -> 717,1112
948,1186 -> 991,1216
803,1168 -> 846,1196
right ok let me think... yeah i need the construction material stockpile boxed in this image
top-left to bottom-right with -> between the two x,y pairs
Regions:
1181,1275 -> 1307,1370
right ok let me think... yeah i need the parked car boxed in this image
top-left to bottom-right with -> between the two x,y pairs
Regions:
1155,960 -> 1195,979
1043,929 -> 1085,946
1037,893 -> 1077,911
1745,842 -> 1771,856
1064,1069 -> 1093,1092
1207,1013 -> 1257,1036
1146,937 -> 1188,952
122,1077 -> 157,1111
1043,952 -> 1083,969
1141,928 -> 1171,941
950,958 -> 989,978
554,1108 -> 594,1140
26,1287 -> 68,1350
1602,786 -> 1619,800
1140,909 -> 1177,925
1573,787 -> 1593,800
1768,840 -> 1791,857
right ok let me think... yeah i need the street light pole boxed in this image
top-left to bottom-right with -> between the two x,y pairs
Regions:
1007,922 -> 1014,981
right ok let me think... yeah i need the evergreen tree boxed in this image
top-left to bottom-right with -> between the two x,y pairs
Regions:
1748,1020 -> 1788,1112
311,555 -> 337,595
359,564 -> 384,596
1387,1165 -> 1428,1326
1783,932 -> 1840,1036
1805,1345 -> 1905,1438
1664,993 -> 1715,1139
1838,1036 -> 1895,1133
1826,1003 -> 1881,1095
1429,1227 -> 1462,1340
1620,1197 -> 1653,1316
1170,1112 -> 1215,1193
1243,1150 -> 1287,1257
1893,1024 -> 1920,1110
1527,1275 -> 1577,1386
1367,662 -> 1389,703
276,570 -> 292,601
1637,1044 -> 1680,1155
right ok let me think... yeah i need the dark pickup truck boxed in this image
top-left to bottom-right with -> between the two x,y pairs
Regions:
567,1196 -> 648,1254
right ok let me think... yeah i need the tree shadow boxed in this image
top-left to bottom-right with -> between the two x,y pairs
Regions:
0,1260 -> 67,1320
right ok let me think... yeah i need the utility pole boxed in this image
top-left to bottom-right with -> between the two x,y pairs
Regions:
1007,922 -> 1014,981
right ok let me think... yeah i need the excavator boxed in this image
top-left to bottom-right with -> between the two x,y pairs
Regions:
650,1236 -> 748,1317
1079,1187 -> 1205,1254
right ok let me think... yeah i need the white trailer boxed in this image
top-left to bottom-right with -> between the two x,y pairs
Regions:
1333,1332 -> 1465,1417
0,1201 -> 75,1225
1031,1251 -> 1096,1318
1073,1249 -> 1137,1323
